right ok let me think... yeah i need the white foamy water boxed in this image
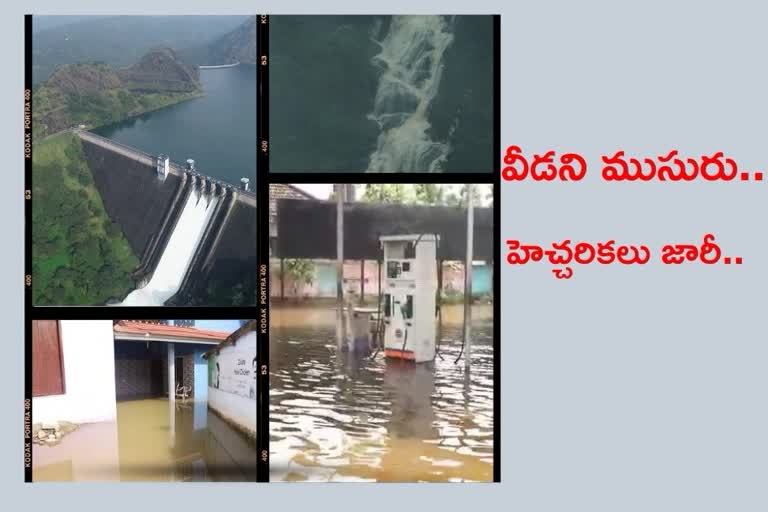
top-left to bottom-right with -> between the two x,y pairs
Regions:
117,189 -> 219,306
366,15 -> 455,173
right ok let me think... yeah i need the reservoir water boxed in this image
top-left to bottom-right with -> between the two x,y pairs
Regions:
95,65 -> 257,186
270,304 -> 494,482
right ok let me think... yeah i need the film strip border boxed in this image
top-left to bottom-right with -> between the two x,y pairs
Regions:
256,14 -> 270,482
24,14 -> 33,483
493,13 -> 501,483
257,14 -> 502,482
23,14 -> 268,483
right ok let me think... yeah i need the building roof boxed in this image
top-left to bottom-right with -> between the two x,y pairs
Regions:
202,319 -> 258,358
113,320 -> 230,342
269,184 -> 315,238
276,199 -> 494,261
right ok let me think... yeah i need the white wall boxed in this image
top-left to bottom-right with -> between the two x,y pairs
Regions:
208,387 -> 256,435
33,320 -> 118,425
207,330 -> 256,435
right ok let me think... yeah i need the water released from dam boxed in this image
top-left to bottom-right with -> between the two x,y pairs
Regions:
270,15 -> 494,173
118,190 -> 219,306
366,16 -> 455,172
95,66 -> 257,186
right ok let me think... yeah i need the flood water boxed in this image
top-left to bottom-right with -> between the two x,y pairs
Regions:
33,399 -> 257,482
270,304 -> 494,482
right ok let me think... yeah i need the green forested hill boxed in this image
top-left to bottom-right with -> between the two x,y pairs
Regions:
202,16 -> 257,65
32,134 -> 139,305
33,49 -> 203,139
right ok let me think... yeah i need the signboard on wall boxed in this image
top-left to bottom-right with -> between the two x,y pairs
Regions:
207,332 -> 257,400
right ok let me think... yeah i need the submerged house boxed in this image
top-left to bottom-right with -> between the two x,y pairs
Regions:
31,319 -> 259,481
32,320 -> 231,425
112,320 -> 228,402
202,320 -> 258,438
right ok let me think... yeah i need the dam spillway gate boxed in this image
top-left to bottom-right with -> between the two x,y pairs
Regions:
77,130 -> 256,306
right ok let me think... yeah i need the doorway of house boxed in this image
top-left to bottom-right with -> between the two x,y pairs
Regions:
114,341 -> 170,400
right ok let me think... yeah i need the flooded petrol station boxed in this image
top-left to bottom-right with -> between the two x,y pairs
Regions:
269,184 -> 496,482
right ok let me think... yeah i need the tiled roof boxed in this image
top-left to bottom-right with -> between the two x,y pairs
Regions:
113,320 -> 230,341
203,319 -> 259,358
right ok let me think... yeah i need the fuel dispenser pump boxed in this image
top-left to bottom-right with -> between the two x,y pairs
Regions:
379,234 -> 439,363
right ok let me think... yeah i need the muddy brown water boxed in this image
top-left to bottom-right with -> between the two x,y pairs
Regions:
33,399 -> 256,482
270,304 -> 494,482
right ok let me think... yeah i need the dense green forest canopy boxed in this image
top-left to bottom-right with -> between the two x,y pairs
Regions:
33,48 -> 204,140
32,134 -> 139,305
33,76 -> 202,139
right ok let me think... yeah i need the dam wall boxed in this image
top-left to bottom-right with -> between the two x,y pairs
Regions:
79,131 -> 256,305
80,139 -> 183,259
132,173 -> 192,282
170,193 -> 257,305
167,183 -> 234,304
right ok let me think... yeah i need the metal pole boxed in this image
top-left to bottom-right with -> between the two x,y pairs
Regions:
280,258 -> 285,300
464,186 -> 474,371
377,257 -> 382,300
336,185 -> 345,350
490,260 -> 494,303
377,256 -> 382,349
168,343 -> 175,403
437,257 -> 443,355
360,260 -> 365,305
167,343 -> 176,448
438,258 -> 443,323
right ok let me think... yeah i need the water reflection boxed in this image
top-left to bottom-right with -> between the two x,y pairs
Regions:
33,399 -> 256,482
270,304 -> 494,482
